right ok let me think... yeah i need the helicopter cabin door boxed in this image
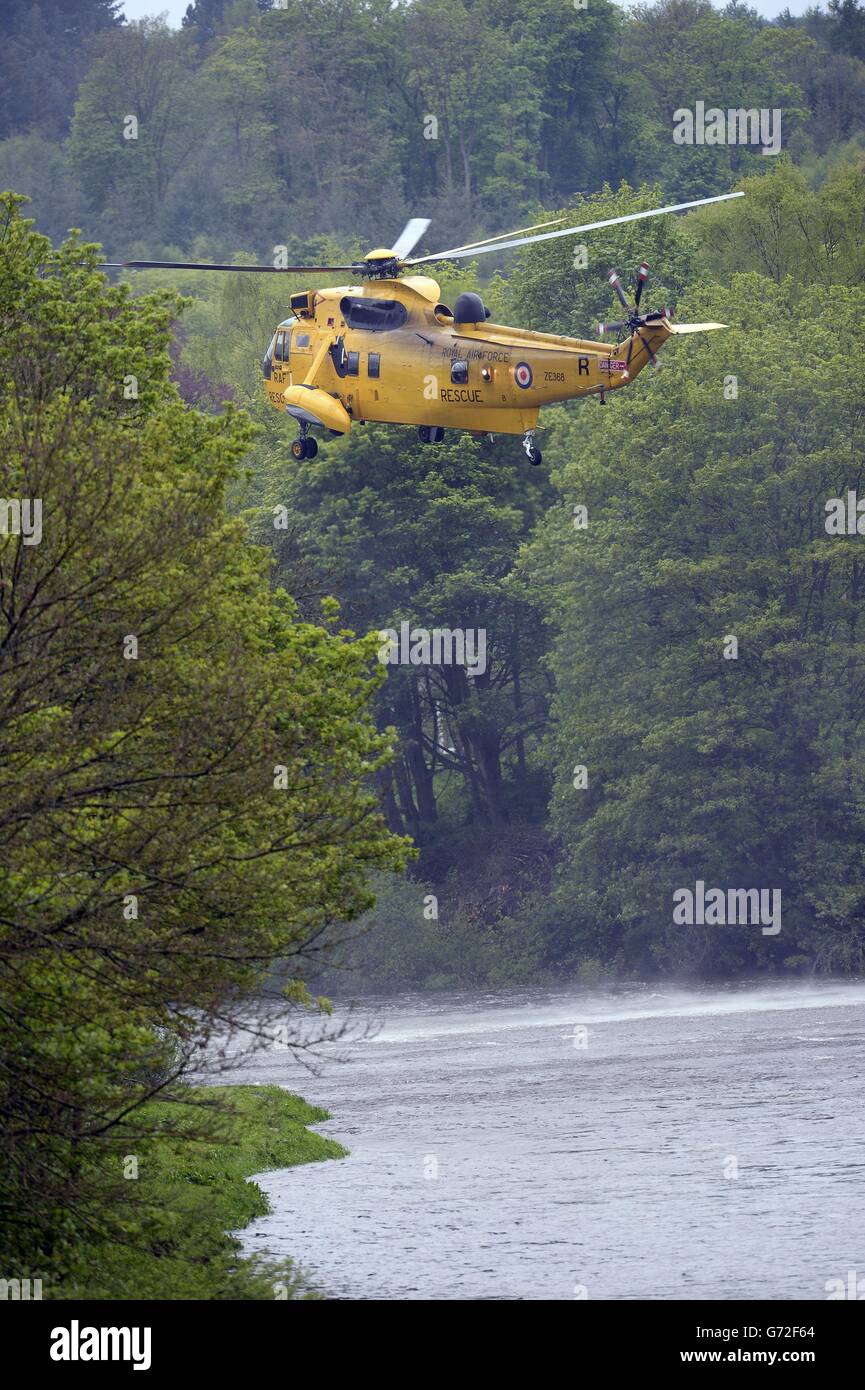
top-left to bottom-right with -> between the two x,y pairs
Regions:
289,327 -> 313,386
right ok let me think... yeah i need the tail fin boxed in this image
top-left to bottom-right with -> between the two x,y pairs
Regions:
613,318 -> 727,379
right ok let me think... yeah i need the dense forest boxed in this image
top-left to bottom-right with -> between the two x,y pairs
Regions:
3,0 -> 865,1304
0,0 -> 864,254
3,3 -> 865,991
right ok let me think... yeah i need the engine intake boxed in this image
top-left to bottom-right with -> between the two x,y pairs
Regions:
453,292 -> 491,325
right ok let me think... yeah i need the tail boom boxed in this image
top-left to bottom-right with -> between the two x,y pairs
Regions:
613,318 -> 727,384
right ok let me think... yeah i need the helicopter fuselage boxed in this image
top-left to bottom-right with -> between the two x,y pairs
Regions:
262,274 -> 672,438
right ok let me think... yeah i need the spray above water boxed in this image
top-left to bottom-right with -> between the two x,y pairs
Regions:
366,981 -> 865,1045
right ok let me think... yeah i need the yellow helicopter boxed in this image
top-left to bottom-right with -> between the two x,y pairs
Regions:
107,192 -> 741,467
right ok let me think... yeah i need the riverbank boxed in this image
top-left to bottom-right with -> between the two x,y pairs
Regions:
53,1085 -> 346,1300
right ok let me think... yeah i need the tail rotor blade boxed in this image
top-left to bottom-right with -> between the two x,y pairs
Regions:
608,268 -> 630,309
634,260 -> 650,308
637,331 -> 661,369
621,334 -> 635,381
667,321 -> 727,333
598,319 -> 627,335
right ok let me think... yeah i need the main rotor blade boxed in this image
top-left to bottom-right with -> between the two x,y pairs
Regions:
407,191 -> 744,265
99,259 -> 357,273
391,218 -> 431,260
422,217 -> 567,260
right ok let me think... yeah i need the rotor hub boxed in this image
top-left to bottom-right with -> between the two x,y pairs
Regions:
597,263 -> 672,372
361,249 -> 404,279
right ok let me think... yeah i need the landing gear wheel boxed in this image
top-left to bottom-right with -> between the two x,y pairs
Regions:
291,435 -> 318,460
418,425 -> 444,444
521,429 -> 542,466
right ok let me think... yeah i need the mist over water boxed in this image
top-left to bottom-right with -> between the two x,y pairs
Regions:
222,982 -> 865,1300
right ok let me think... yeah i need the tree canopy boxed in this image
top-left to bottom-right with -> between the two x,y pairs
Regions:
0,193 -> 408,1283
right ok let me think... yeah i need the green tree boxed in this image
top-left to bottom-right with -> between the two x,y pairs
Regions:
191,29 -> 282,242
691,159 -> 865,287
827,0 -> 865,60
402,0 -> 544,227
0,0 -> 123,140
261,0 -> 407,243
0,135 -> 88,246
524,269 -> 865,975
240,420 -> 553,841
624,0 -> 812,192
507,182 -> 703,338
67,19 -> 202,251
482,0 -> 624,203
0,195 -> 408,1276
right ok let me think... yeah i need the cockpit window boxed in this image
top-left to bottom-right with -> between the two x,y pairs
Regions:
339,296 -> 408,332
263,332 -> 277,379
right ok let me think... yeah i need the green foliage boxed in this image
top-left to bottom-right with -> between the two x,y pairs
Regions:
7,0 -> 865,258
54,1085 -> 346,1300
0,195 -> 407,1283
506,182 -> 703,336
0,0 -> 123,141
523,268 -> 865,976
67,19 -> 203,246
690,158 -> 865,286
240,419 -> 553,844
621,2 -> 812,195
314,856 -> 556,992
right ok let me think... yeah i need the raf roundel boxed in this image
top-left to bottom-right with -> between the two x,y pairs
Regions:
514,361 -> 533,389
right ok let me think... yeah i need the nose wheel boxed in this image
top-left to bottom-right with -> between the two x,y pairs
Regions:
522,430 -> 542,466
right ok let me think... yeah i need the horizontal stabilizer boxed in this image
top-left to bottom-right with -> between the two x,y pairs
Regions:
668,322 -> 727,333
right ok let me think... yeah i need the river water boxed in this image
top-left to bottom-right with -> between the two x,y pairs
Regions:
220,983 -> 865,1300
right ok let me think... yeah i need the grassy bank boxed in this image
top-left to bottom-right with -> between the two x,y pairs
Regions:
53,1085 -> 346,1300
